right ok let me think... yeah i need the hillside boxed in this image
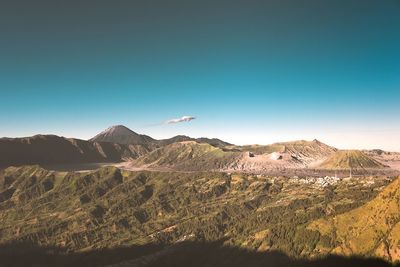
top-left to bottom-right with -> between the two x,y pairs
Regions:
308,176 -> 400,262
320,150 -> 386,169
0,135 -> 149,167
129,141 -> 239,171
0,165 -> 390,266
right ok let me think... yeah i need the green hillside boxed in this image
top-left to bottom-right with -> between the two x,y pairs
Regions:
132,141 -> 239,171
308,176 -> 400,262
0,165 -> 391,265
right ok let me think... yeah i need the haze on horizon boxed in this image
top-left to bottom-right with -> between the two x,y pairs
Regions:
0,0 -> 399,151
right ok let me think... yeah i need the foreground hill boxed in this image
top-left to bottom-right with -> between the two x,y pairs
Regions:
0,135 -> 149,167
0,165 -> 392,266
308,176 -> 400,262
320,150 -> 387,169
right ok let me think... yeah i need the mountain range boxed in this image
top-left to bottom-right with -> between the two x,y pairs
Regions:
1,125 -> 400,266
0,125 -> 396,173
0,125 -> 231,167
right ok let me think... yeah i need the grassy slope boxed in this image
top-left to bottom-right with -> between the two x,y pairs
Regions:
320,150 -> 386,169
133,141 -> 239,170
308,177 -> 400,261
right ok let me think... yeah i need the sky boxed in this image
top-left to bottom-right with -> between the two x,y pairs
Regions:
0,0 -> 399,151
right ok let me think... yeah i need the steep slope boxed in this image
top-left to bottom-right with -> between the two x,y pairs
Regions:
0,135 -> 149,167
90,125 -> 155,145
308,176 -> 400,262
320,150 -> 386,169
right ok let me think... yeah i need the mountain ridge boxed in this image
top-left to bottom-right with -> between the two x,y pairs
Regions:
89,125 -> 232,148
1,126 -> 397,173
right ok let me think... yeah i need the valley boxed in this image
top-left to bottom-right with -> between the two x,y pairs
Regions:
1,125 -> 400,266
0,165 -> 396,266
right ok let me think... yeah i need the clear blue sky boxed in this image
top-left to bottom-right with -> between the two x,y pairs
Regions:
0,0 -> 399,150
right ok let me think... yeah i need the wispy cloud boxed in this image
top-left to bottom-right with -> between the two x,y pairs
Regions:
165,116 -> 196,124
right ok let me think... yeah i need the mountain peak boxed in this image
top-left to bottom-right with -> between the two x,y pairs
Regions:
90,125 -> 154,145
104,125 -> 135,134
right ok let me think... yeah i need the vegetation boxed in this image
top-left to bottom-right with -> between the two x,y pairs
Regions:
309,176 -> 400,262
0,165 -> 393,264
132,141 -> 239,171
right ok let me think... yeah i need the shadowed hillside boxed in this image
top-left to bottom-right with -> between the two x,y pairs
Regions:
0,240 -> 395,267
0,135 -> 150,167
0,126 -> 234,168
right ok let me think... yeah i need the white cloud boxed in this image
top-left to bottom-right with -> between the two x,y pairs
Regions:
165,116 -> 196,124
